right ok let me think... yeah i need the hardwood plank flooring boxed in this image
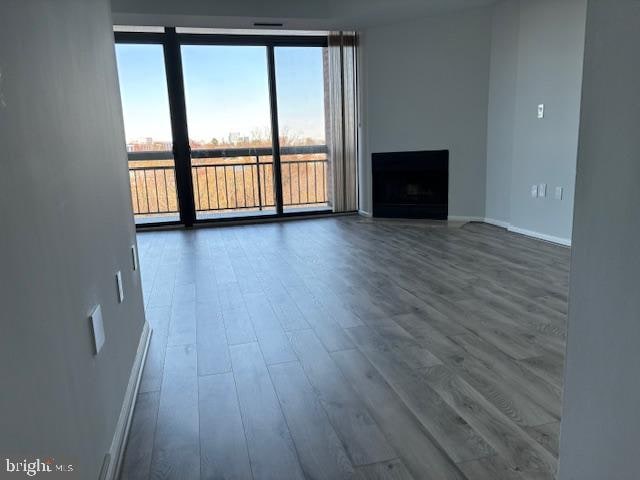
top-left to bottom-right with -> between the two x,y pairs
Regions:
138,307 -> 170,393
343,325 -> 495,463
149,345 -> 199,480
287,328 -> 397,466
198,373 -> 252,480
195,302 -> 231,376
422,365 -> 557,479
120,392 -> 159,480
122,217 -> 569,480
229,342 -> 305,480
356,459 -> 415,480
269,361 -> 357,479
458,455 -> 526,480
332,349 -> 466,480
523,422 -> 560,458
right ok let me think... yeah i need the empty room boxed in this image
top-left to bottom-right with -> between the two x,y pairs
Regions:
2,0 -> 639,479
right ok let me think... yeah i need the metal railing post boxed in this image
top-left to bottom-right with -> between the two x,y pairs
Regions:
255,154 -> 263,211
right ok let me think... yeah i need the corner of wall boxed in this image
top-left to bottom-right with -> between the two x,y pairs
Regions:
485,0 -> 585,243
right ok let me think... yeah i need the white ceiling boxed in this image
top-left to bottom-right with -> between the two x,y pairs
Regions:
111,0 -> 498,30
334,0 -> 498,27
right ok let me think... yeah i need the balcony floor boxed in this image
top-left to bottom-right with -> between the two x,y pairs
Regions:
135,204 -> 332,225
122,216 -> 569,480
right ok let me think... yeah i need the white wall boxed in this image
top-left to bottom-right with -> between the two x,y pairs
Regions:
559,1 -> 640,478
0,0 -> 147,477
111,0 -> 331,22
359,8 -> 493,218
484,0 -> 519,225
110,0 -> 496,31
485,0 -> 587,243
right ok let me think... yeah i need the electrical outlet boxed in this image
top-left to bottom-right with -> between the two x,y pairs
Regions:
531,185 -> 539,198
539,183 -> 547,198
89,304 -> 105,355
538,104 -> 545,119
555,186 -> 564,200
116,271 -> 124,303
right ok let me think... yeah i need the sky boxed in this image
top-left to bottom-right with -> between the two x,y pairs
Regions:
115,43 -> 326,144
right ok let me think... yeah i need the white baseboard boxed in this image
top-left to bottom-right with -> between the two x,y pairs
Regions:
483,217 -> 512,229
507,226 -> 571,247
105,321 -> 152,480
357,212 -> 571,247
451,216 -> 572,247
448,216 -> 484,223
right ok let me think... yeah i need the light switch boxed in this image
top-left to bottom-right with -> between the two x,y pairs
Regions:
539,183 -> 547,198
531,185 -> 539,198
131,245 -> 138,271
538,104 -> 545,119
89,304 -> 105,355
555,186 -> 564,200
116,271 -> 124,303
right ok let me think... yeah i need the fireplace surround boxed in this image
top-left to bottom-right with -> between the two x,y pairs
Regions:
372,150 -> 449,219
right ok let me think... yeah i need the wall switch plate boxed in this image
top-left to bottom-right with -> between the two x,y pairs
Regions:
531,185 -> 539,198
89,304 -> 105,355
538,104 -> 545,119
116,271 -> 124,303
131,245 -> 138,271
555,186 -> 564,200
539,183 -> 547,198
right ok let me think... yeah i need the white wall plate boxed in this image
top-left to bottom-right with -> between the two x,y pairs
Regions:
116,271 -> 124,303
89,304 -> 105,355
131,245 -> 138,271
539,183 -> 547,197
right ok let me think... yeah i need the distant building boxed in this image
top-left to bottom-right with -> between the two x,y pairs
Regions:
228,132 -> 249,145
126,138 -> 172,152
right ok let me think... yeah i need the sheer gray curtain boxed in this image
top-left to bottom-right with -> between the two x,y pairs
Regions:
328,32 -> 358,213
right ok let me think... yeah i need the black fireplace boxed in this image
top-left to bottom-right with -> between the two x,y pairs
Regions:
372,150 -> 449,219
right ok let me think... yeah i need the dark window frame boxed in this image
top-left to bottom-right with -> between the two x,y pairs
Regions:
114,28 -> 330,229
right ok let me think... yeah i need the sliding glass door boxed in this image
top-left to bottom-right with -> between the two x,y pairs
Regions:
114,29 -> 332,226
181,45 -> 277,219
274,46 -> 330,213
115,43 -> 180,225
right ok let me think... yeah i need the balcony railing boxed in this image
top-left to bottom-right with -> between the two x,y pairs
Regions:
129,165 -> 178,215
128,145 -> 329,217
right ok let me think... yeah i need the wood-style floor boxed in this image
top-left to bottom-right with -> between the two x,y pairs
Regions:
121,216 -> 569,480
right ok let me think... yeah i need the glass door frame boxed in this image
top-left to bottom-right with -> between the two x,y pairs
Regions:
115,28 -> 329,228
